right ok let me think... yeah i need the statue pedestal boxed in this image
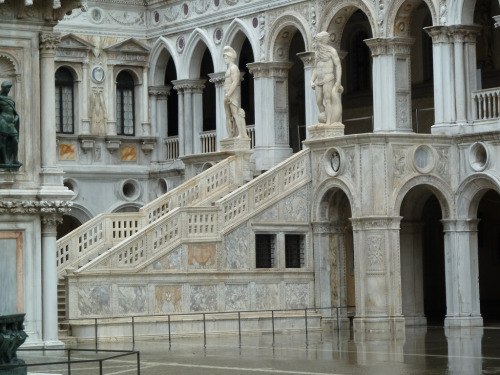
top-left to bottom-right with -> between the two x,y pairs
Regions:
220,137 -> 251,152
307,122 -> 344,139
0,313 -> 28,375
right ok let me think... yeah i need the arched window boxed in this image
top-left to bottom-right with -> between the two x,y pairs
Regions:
55,67 -> 74,134
116,71 -> 135,136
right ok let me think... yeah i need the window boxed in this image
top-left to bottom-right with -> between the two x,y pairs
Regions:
116,71 -> 135,135
285,234 -> 305,268
255,234 -> 276,268
55,67 -> 74,133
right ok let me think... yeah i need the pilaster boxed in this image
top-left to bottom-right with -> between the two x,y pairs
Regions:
297,52 -> 318,139
149,86 -> 171,162
247,62 -> 293,170
365,37 -> 415,133
209,72 -> 226,149
441,219 -> 483,327
350,216 -> 405,334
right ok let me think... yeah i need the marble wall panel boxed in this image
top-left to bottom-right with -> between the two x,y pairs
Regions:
150,247 -> 181,271
255,284 -> 279,310
282,186 -> 308,222
59,144 -> 75,160
224,225 -> 248,270
285,283 -> 309,309
78,285 -> 111,316
188,244 -> 216,269
155,285 -> 182,313
254,205 -> 278,221
190,285 -> 217,312
117,286 -> 147,314
225,284 -> 249,311
0,239 -> 17,313
121,146 -> 137,161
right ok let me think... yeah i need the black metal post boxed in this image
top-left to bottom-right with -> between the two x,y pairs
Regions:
99,359 -> 103,375
238,311 -> 241,347
67,348 -> 71,375
132,316 -> 135,349
95,318 -> 98,350
137,351 -> 141,375
168,314 -> 171,346
203,313 -> 206,347
336,307 -> 340,332
271,310 -> 275,346
305,309 -> 308,346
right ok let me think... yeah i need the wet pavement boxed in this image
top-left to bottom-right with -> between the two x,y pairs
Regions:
18,326 -> 500,374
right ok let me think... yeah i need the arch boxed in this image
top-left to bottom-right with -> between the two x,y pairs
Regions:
456,173 -> 500,218
110,202 -> 143,213
222,18 -> 258,65
54,64 -> 81,81
183,28 -> 216,78
447,0 -> 477,25
267,13 -> 311,62
113,67 -> 142,85
0,52 -> 19,76
67,203 -> 94,224
149,37 -> 179,86
385,0 -> 438,37
392,175 -> 454,219
318,0 -> 378,46
311,178 -> 357,222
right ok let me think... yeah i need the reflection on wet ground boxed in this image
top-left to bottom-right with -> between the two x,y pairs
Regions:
20,326 -> 500,374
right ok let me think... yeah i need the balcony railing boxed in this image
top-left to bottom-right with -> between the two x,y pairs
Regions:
200,130 -> 217,153
473,88 -> 500,121
246,124 -> 255,149
165,136 -> 179,160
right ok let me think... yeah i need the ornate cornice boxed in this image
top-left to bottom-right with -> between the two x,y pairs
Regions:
0,200 -> 72,215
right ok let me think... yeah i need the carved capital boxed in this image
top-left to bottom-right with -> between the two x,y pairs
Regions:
208,72 -> 226,86
494,15 -> 500,28
42,215 -> 63,235
296,52 -> 315,69
365,37 -> 415,57
172,79 -> 205,93
247,62 -> 293,78
441,219 -> 480,232
350,216 -> 402,231
149,85 -> 171,98
424,26 -> 452,44
40,32 -> 62,53
311,222 -> 330,234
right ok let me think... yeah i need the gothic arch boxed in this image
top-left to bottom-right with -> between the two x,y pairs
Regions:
319,0 -> 378,47
312,178 -> 357,222
385,0 -> 438,37
447,0 -> 477,25
392,175 -> 454,219
149,37 -> 179,86
456,173 -> 500,218
183,28 -> 216,78
267,13 -> 311,62
222,18 -> 258,65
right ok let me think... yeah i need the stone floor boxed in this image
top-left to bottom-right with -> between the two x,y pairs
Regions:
18,326 -> 500,374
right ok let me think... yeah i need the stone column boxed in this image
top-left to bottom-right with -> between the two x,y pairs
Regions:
41,215 -> 64,348
312,222 -> 332,316
39,33 -> 63,187
149,86 -> 171,162
425,26 -> 480,134
208,72 -> 226,150
192,82 -> 205,155
106,63 -> 117,136
247,62 -> 293,170
80,60 -> 90,135
400,221 -> 426,326
365,37 -> 415,133
173,83 -> 185,156
445,327 -> 483,375
141,67 -> 151,136
350,216 -> 405,334
442,219 -> 483,327
297,52 -> 318,140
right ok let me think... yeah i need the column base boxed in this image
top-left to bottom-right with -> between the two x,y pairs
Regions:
353,316 -> 405,335
444,315 -> 483,328
307,123 -> 344,139
44,340 -> 65,349
404,316 -> 427,326
220,137 -> 251,152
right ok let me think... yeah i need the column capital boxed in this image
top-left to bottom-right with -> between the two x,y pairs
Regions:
350,216 -> 403,231
424,25 -> 480,44
41,215 -> 63,236
296,52 -> 315,69
494,15 -> 500,28
39,32 -> 62,52
208,72 -> 226,87
149,85 -> 171,98
441,218 -> 480,232
172,79 -> 205,93
364,37 -> 415,57
247,61 -> 293,78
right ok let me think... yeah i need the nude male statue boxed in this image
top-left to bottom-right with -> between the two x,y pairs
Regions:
223,46 -> 248,138
0,81 -> 21,166
311,31 -> 343,125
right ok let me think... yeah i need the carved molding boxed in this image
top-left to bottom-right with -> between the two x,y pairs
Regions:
247,62 -> 293,79
172,79 -> 206,92
40,33 -> 62,52
149,85 -> 171,98
0,200 -> 72,215
441,219 -> 480,232
425,25 -> 481,44
350,216 -> 402,231
365,37 -> 415,57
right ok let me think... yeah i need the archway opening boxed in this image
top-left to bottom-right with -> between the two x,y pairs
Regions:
400,187 -> 446,325
200,48 -> 216,132
288,31 -> 306,153
338,9 -> 373,134
165,57 -> 178,136
57,215 -> 82,240
238,38 -> 255,127
477,189 -> 500,323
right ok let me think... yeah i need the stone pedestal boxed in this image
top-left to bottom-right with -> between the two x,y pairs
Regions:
0,313 -> 28,375
219,137 -> 251,152
307,123 -> 345,139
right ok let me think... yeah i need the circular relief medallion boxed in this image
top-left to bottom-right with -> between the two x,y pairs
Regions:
469,142 -> 490,172
413,145 -> 435,173
90,8 -> 104,23
176,36 -> 185,53
331,151 -> 341,172
252,17 -> 258,28
153,11 -> 160,24
214,28 -> 223,44
91,66 -> 105,83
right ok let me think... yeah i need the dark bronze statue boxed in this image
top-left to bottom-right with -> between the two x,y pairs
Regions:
0,81 -> 22,168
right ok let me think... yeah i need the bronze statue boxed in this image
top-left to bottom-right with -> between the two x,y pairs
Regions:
0,81 -> 21,167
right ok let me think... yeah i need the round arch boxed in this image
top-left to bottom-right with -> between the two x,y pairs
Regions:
54,63 -> 81,81
65,203 -> 94,225
318,0 -> 378,47
392,175 -> 454,219
222,18 -> 258,65
447,0 -> 477,25
110,202 -> 143,213
149,37 -> 179,86
311,178 -> 357,222
113,67 -> 142,85
183,28 -> 216,78
266,13 -> 311,62
456,173 -> 500,218
385,0 -> 438,37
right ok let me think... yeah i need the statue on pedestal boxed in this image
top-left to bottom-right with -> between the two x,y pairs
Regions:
223,46 -> 248,139
311,32 -> 343,125
0,81 -> 22,169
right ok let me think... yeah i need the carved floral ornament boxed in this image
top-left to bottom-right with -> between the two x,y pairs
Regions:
0,200 -> 72,215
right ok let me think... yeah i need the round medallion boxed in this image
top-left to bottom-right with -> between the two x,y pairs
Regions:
183,3 -> 189,15
91,66 -> 105,83
177,37 -> 185,53
331,151 -> 341,172
154,11 -> 160,23
252,17 -> 258,28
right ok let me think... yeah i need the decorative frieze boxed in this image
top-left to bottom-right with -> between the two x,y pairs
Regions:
0,200 -> 72,215
351,216 -> 402,231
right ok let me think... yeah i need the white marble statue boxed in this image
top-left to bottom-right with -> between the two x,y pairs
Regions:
311,31 -> 343,125
223,46 -> 248,138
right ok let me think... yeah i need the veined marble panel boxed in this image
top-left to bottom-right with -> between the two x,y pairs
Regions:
282,186 -> 308,221
59,144 -> 76,160
255,284 -> 279,310
0,239 -> 17,313
225,284 -> 249,311
117,286 -> 146,314
254,205 -> 278,221
78,285 -> 111,316
188,244 -> 216,269
285,283 -> 309,309
224,225 -> 248,270
155,285 -> 182,314
150,247 -> 181,271
190,285 -> 217,312
121,146 -> 137,161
